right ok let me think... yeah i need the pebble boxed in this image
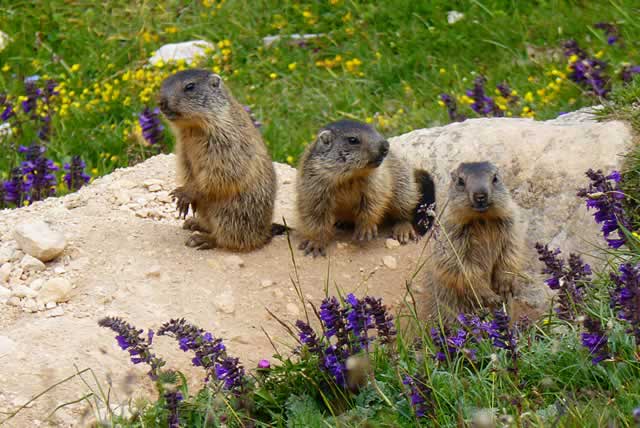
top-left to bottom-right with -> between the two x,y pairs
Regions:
114,191 -> 131,205
0,245 -> 15,264
11,285 -> 38,299
260,279 -> 275,288
47,306 -> 65,317
215,292 -> 236,314
0,263 -> 11,283
29,278 -> 44,291
53,266 -> 66,274
223,255 -> 245,269
13,220 -> 66,262
148,184 -> 162,192
22,298 -> 38,312
382,255 -> 398,270
385,238 -> 401,249
0,285 -> 10,300
20,254 -> 46,272
286,303 -> 300,316
145,265 -> 162,278
0,336 -> 16,357
45,301 -> 57,309
7,296 -> 21,307
143,179 -> 164,188
37,278 -> 73,304
156,191 -> 172,203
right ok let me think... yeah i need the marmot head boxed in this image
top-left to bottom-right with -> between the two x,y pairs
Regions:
158,69 -> 229,124
447,161 -> 512,221
309,120 -> 390,176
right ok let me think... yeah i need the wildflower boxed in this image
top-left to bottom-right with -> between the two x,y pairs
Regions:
620,65 -> 640,84
577,169 -> 629,249
323,345 -> 347,386
535,243 -> 591,320
164,390 -> 182,428
21,80 -> 40,117
295,320 -> 322,354
488,308 -> 518,373
27,156 -> 58,201
138,107 -> 164,146
496,81 -> 519,104
1,64 -> 9,73
257,359 -> 270,369
3,167 -> 31,207
288,62 -> 297,71
345,294 -> 371,349
70,63 -> 80,72
439,93 -> 466,122
320,296 -> 349,345
563,39 -> 610,98
594,22 -> 619,45
269,72 -> 277,79
98,317 -> 165,378
403,374 -> 433,418
633,407 -> 640,423
364,296 -> 396,344
1,102 -> 13,121
214,356 -> 246,391
610,263 -> 640,344
580,316 -> 610,364
63,156 -> 91,191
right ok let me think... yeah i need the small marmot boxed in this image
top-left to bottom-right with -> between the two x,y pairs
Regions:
422,161 -> 523,322
296,119 -> 435,256
159,69 -> 276,251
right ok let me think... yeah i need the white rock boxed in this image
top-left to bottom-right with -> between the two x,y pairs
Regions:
47,306 -> 64,317
0,336 -> 16,357
223,255 -> 245,269
143,179 -> 164,187
263,33 -> 324,47
37,278 -> 73,304
148,184 -> 162,192
286,303 -> 300,316
260,279 -> 275,288
7,296 -> 20,306
156,191 -> 172,203
11,285 -> 37,299
29,278 -> 44,291
114,190 -> 131,205
13,220 -> 66,262
10,250 -> 24,263
53,266 -> 66,274
20,254 -> 46,272
385,238 -> 401,249
0,245 -> 15,264
135,209 -> 150,218
382,256 -> 398,270
0,285 -> 10,300
145,265 -> 162,278
149,40 -> 215,65
0,263 -> 11,283
45,302 -> 57,309
447,10 -> 464,24
215,291 -> 236,314
22,298 -> 38,312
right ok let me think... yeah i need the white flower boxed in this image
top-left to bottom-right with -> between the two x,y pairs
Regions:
447,10 -> 464,25
0,31 -> 10,52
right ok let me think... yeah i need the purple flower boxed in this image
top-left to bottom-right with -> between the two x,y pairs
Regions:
467,76 -> 503,117
403,374 -> 432,418
138,107 -> 165,146
322,345 -> 347,386
320,296 -> 348,345
1,104 -> 13,122
98,317 -> 165,378
364,296 -> 396,344
164,390 -> 183,428
563,40 -> 610,98
577,169 -> 629,249
345,293 -> 371,350
633,407 -> 640,422
27,156 -> 58,201
3,167 -> 31,206
21,81 -> 40,117
610,263 -> 640,344
594,22 -> 619,46
620,65 -> 640,84
488,309 -> 518,373
295,320 -> 321,354
439,93 -> 466,122
214,357 -> 245,391
430,326 -> 473,362
257,359 -> 270,369
64,155 -> 91,191
580,317 -> 610,364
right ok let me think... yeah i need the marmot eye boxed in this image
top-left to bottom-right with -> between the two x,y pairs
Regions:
347,137 -> 359,145
457,177 -> 465,187
184,82 -> 196,92
493,174 -> 499,184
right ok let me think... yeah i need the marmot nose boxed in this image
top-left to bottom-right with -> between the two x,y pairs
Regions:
473,192 -> 488,204
159,98 -> 169,113
379,140 -> 390,157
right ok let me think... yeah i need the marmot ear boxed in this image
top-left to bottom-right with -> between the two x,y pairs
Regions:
317,130 -> 334,146
209,74 -> 222,88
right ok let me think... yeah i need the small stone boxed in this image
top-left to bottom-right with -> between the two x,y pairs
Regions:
385,238 -> 401,249
149,40 -> 215,65
215,291 -> 236,314
156,191 -> 172,203
47,306 -> 64,317
223,255 -> 245,269
135,209 -> 150,218
45,301 -> 56,309
29,278 -> 44,291
0,263 -> 11,283
13,220 -> 66,262
11,285 -> 37,299
260,279 -> 275,288
148,184 -> 162,192
286,303 -> 300,316
53,266 -> 66,275
382,255 -> 397,270
145,265 -> 162,278
38,278 -> 73,304
0,335 -> 16,357
22,298 -> 38,312
143,178 -> 164,187
11,250 -> 24,263
336,242 -> 348,250
7,296 -> 20,306
0,245 -> 15,264
20,254 -> 46,272
0,285 -> 10,300
114,191 -> 130,205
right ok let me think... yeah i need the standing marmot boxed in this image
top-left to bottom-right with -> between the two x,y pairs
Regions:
159,69 -> 276,251
422,161 -> 523,322
296,119 -> 434,256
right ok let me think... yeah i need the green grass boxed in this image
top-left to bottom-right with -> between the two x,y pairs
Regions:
1,0 -> 640,193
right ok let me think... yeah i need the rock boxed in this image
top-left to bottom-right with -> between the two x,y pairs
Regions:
215,291 -> 236,314
47,306 -> 64,317
37,278 -> 73,304
0,245 -> 15,264
143,179 -> 164,188
382,256 -> 398,270
286,303 -> 300,317
13,220 -> 66,262
20,254 -> 46,272
392,107 -> 632,274
336,242 -> 348,250
149,40 -> 215,65
113,190 -> 131,205
22,298 -> 38,312
0,336 -> 16,357
155,191 -> 172,203
263,33 -> 324,48
0,285 -> 10,301
385,238 -> 401,249
148,184 -> 162,192
145,265 -> 162,278
11,285 -> 37,299
29,278 -> 44,291
0,263 -> 11,283
260,279 -> 275,288
53,266 -> 66,274
223,255 -> 245,269
45,301 -> 57,309
7,296 -> 20,306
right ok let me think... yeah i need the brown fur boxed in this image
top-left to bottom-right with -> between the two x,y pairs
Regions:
422,161 -> 523,322
159,69 -> 276,252
296,120 -> 422,256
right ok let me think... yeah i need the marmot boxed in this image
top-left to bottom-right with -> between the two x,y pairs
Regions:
296,119 -> 435,256
159,69 -> 277,251
422,161 -> 523,322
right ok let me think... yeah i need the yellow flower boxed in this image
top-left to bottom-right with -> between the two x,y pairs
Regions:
1,64 -> 9,72
288,62 -> 297,71
365,117 -> 374,124
437,100 -> 445,107
524,91 -> 534,103
70,64 -> 80,72
165,26 -> 178,34
632,231 -> 640,240
345,58 -> 362,73
527,76 -> 535,82
91,168 -> 98,175
213,65 -> 221,74
23,200 -> 30,207
110,155 -> 119,162
302,10 -> 312,18
594,50 -> 604,59
375,51 -> 382,60
460,94 -> 473,104
568,54 -> 578,63
345,27 -> 354,36
154,60 -> 165,69
286,155 -> 294,164
439,68 -> 446,74
342,11 -> 352,22
269,72 -> 277,79
536,88 -> 546,97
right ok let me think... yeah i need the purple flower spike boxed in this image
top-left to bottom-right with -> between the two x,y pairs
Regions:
138,107 -> 165,146
64,155 -> 91,191
580,317 -> 610,364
